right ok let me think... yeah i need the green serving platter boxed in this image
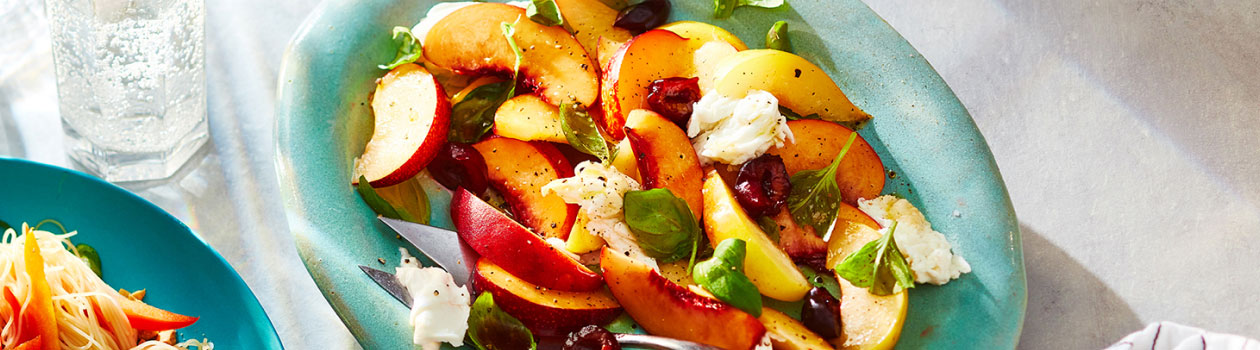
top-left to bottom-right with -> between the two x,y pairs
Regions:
275,0 -> 1026,348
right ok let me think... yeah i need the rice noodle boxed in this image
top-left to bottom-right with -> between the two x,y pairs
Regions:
0,223 -> 210,350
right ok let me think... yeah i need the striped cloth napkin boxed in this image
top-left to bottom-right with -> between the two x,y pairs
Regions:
1106,322 -> 1259,350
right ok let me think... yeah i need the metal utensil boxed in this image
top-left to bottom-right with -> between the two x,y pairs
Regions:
366,218 -> 726,350
359,265 -> 412,307
614,334 -> 726,350
378,216 -> 475,285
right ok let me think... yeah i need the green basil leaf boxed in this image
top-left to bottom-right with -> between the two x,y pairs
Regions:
379,26 -> 423,70
623,189 -> 701,262
766,20 -> 792,52
786,132 -> 858,235
714,0 -> 785,18
0,219 -> 10,232
559,102 -> 614,163
448,81 -> 514,143
604,313 -> 640,334
468,292 -> 537,350
798,265 -> 841,300
527,0 -> 564,26
834,221 -> 915,296
75,243 -> 103,277
692,238 -> 762,316
356,175 -> 415,222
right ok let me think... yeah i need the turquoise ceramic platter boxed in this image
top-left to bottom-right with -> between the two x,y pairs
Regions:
0,157 -> 282,348
275,0 -> 1026,348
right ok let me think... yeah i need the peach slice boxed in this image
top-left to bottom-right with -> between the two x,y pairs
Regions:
473,137 -> 578,240
452,188 -> 603,292
555,0 -> 633,62
472,259 -> 621,336
658,20 -> 748,50
424,3 -> 599,106
766,119 -> 885,206
601,29 -> 737,139
702,170 -> 811,301
352,63 -> 450,187
826,223 -> 908,350
596,36 -> 627,73
760,307 -> 836,350
624,109 -> 704,219
710,49 -> 870,124
492,94 -> 566,143
600,247 -> 767,350
824,203 -> 881,272
600,30 -> 692,139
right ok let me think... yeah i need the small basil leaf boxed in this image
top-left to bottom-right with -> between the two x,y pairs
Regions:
714,0 -> 785,18
692,238 -> 762,316
623,189 -> 701,262
559,102 -> 613,163
468,292 -> 537,350
527,0 -> 565,26
786,132 -> 858,235
0,219 -> 10,232
798,265 -> 841,300
379,26 -> 423,70
766,20 -> 792,52
835,221 -> 915,296
448,81 -> 514,143
356,175 -> 415,222
75,243 -> 103,277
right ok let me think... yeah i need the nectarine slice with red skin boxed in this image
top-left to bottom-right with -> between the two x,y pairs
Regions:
624,110 -> 704,219
600,29 -> 694,140
452,188 -> 603,292
472,259 -> 621,336
352,63 -> 450,187
766,119 -> 885,206
424,3 -> 599,106
600,248 -> 767,350
473,136 -> 578,240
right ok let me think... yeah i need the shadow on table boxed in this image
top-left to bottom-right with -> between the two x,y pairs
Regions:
1018,223 -> 1142,349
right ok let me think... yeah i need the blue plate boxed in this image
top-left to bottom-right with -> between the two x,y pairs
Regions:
0,158 -> 282,349
276,0 -> 1026,348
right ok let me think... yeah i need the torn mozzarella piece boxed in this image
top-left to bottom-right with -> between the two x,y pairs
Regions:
858,196 -> 971,285
396,248 -> 471,350
541,161 -> 657,268
686,90 -> 794,165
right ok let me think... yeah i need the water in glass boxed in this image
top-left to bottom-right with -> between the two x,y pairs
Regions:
46,0 -> 207,182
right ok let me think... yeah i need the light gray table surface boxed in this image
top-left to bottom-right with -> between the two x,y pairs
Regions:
1,0 -> 1257,349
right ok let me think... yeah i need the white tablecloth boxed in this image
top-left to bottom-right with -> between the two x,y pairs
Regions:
1,0 -> 1257,349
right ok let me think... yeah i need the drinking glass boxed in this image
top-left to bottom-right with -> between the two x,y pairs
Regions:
45,0 -> 208,182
